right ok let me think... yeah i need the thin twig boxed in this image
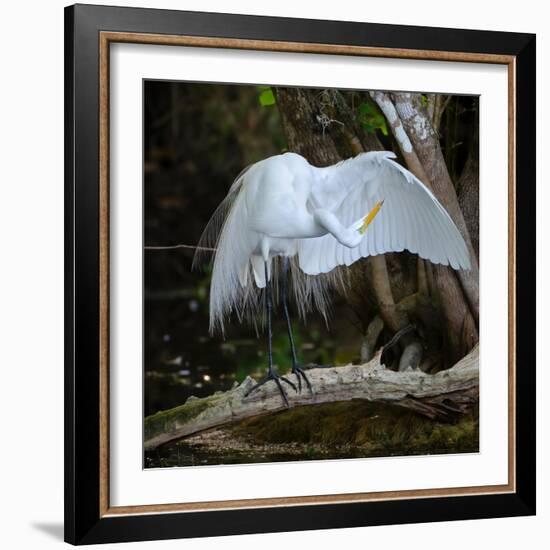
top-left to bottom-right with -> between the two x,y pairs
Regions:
144,244 -> 217,251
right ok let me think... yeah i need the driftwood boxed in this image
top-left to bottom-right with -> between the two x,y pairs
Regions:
145,346 -> 479,450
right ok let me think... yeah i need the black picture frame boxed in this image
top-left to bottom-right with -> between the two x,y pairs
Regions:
65,3 -> 536,545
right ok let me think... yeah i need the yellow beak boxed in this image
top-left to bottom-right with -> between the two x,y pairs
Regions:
358,200 -> 384,234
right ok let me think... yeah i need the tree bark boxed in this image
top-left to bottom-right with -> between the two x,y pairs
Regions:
426,94 -> 451,134
144,346 -> 479,450
457,127 -> 480,260
361,315 -> 384,362
275,88 -> 341,167
369,91 -> 430,182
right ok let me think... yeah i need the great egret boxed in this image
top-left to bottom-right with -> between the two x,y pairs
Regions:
195,151 -> 470,406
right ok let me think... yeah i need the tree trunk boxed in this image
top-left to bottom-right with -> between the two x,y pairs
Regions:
369,91 -> 430,182
426,94 -> 451,134
275,88 -> 341,167
361,315 -> 384,362
457,122 -> 480,260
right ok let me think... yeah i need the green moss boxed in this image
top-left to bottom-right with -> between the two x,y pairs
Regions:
144,397 -> 215,440
232,400 -> 478,456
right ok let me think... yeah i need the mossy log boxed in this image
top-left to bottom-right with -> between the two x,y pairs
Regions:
145,346 -> 479,450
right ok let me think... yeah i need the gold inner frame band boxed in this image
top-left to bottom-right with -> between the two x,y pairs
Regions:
98,31 -> 516,518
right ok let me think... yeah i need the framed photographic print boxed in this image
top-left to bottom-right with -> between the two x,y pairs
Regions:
64,3 -> 536,545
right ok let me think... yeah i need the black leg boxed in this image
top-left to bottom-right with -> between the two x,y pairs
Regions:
265,260 -> 274,374
281,257 -> 313,395
244,260 -> 296,406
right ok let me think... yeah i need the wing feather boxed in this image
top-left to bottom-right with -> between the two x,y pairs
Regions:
298,152 -> 470,275
386,182 -> 402,251
422,185 -> 447,263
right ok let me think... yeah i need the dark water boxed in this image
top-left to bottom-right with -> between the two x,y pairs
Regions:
144,258 -> 362,417
145,444 -> 401,468
145,442 -> 478,469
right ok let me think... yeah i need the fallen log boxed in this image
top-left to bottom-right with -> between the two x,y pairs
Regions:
144,346 -> 478,450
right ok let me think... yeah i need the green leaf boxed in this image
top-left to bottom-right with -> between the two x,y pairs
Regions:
357,101 -> 388,136
259,88 -> 276,106
358,102 -> 371,115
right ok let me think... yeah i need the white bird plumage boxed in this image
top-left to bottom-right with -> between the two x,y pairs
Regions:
195,151 -> 470,334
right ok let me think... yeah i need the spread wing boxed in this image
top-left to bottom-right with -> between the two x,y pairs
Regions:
298,151 -> 471,275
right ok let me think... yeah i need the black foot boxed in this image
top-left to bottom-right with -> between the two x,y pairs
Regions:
292,364 -> 313,395
244,369 -> 297,407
